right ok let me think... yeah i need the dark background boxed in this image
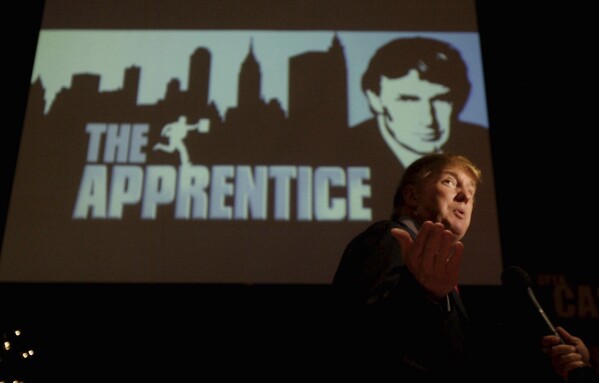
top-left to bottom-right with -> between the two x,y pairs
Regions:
2,1 -> 596,381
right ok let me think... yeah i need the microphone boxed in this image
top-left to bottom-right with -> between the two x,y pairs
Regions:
501,266 -> 564,344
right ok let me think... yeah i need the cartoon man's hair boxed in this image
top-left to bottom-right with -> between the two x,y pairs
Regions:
361,37 -> 471,115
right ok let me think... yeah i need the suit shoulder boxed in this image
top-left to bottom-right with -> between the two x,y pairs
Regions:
336,220 -> 402,273
334,221 -> 396,274
351,220 -> 399,243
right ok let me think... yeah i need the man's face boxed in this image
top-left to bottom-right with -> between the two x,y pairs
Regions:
415,165 -> 476,241
368,69 -> 453,154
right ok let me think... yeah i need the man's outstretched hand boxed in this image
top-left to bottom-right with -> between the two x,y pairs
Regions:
391,221 -> 463,300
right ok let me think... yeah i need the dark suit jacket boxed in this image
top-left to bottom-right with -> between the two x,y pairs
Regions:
332,219 -> 473,382
331,219 -> 565,383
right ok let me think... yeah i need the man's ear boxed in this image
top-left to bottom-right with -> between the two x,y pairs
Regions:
365,90 -> 384,114
403,185 -> 418,208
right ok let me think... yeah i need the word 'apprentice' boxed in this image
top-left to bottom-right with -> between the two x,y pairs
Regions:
73,164 -> 372,221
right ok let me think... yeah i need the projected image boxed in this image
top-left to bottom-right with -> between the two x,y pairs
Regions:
1,30 -> 500,284
352,36 -> 486,167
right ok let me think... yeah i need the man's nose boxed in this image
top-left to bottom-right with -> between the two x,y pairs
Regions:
421,102 -> 435,126
455,192 -> 470,203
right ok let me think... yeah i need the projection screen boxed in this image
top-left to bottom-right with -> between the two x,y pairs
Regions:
0,0 -> 502,285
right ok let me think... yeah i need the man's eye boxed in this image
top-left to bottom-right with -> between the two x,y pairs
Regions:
398,95 -> 419,101
434,95 -> 452,103
443,179 -> 456,186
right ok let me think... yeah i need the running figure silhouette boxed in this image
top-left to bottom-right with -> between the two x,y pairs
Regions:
153,115 -> 210,165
